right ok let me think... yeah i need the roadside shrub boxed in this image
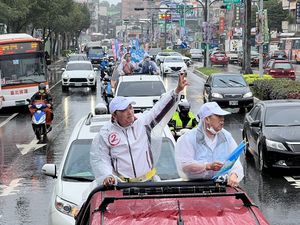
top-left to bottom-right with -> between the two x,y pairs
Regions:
253,79 -> 300,100
243,74 -> 273,84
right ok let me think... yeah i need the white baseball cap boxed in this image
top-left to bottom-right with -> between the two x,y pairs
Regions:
109,96 -> 135,114
197,102 -> 231,120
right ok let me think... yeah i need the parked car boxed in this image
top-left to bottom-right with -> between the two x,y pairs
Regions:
115,75 -> 166,112
210,51 -> 229,66
242,100 -> 300,171
61,61 -> 97,92
203,73 -> 254,111
263,59 -> 295,80
189,48 -> 204,61
160,56 -> 187,76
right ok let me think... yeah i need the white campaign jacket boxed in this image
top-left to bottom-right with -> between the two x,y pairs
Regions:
90,90 -> 179,184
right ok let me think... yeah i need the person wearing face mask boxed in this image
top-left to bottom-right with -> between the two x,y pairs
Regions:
90,73 -> 188,186
28,83 -> 53,128
174,102 -> 244,187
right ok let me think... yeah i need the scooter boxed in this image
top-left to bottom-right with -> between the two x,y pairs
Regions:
101,75 -> 113,107
28,100 -> 52,141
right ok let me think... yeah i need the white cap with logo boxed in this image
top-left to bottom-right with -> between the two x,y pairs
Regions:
109,96 -> 136,114
197,102 -> 231,120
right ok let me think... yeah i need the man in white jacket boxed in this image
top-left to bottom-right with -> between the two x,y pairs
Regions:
175,102 -> 244,187
90,73 -> 187,186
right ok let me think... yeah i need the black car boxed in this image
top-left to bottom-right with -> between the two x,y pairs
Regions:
203,73 -> 254,111
242,100 -> 300,171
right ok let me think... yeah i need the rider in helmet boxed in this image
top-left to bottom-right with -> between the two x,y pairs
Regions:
168,99 -> 197,140
28,83 -> 53,128
140,54 -> 159,75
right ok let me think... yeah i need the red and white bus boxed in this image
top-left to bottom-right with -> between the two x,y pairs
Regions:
0,33 -> 48,108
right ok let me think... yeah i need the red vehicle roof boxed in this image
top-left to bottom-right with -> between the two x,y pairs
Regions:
76,181 -> 269,225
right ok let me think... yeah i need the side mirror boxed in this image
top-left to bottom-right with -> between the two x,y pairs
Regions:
61,68 -> 66,71
204,83 -> 210,87
94,67 -> 98,71
248,83 -> 254,87
250,120 -> 261,127
41,164 -> 57,178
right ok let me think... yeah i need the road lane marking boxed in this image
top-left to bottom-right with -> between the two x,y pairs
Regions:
50,79 -> 62,90
0,113 -> 18,128
16,139 -> 47,155
284,176 -> 300,188
0,178 -> 22,197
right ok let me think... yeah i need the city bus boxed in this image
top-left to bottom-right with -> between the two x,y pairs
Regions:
0,33 -> 47,108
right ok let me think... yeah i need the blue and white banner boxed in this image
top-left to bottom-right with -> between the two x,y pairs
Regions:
212,141 -> 246,180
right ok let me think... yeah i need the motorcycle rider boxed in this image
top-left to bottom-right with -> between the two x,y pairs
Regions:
168,99 -> 197,140
99,57 -> 109,80
28,83 -> 53,128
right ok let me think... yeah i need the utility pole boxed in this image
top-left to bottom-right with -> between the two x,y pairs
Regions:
258,0 -> 264,77
243,0 -> 253,74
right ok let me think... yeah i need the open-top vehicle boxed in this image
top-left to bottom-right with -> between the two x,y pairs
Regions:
75,180 -> 269,225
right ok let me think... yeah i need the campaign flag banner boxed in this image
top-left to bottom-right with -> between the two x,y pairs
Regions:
212,141 -> 246,180
131,48 -> 145,63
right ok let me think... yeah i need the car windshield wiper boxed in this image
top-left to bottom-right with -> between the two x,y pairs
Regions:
63,175 -> 94,182
228,79 -> 246,87
216,79 -> 231,87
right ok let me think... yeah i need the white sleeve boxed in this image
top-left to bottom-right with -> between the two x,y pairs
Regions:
175,133 -> 210,179
227,135 -> 244,182
117,62 -> 125,75
90,131 -> 114,184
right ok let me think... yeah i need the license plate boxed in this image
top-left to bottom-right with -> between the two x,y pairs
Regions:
75,83 -> 82,86
229,101 -> 238,106
15,100 -> 25,106
217,57 -> 223,60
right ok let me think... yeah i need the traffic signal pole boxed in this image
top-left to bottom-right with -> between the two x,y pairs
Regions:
258,0 -> 264,78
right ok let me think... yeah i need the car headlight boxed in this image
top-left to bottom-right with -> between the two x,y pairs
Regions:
243,92 -> 253,98
266,139 -> 287,151
62,73 -> 69,79
55,195 -> 78,217
88,73 -> 95,79
211,93 -> 223,98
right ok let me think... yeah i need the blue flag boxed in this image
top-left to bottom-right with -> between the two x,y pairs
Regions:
212,141 -> 246,180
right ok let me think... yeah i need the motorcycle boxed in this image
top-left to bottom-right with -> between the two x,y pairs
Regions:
28,100 -> 52,141
101,75 -> 113,107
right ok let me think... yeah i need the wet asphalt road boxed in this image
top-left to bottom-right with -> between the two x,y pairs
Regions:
0,60 -> 300,225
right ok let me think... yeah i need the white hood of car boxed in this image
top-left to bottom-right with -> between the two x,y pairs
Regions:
164,62 -> 186,67
58,180 -> 91,205
128,96 -> 161,108
64,70 -> 94,78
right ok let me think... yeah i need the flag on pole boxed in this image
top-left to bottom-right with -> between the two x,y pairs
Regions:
212,141 -> 246,180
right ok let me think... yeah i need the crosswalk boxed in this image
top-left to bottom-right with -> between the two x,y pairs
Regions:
284,176 -> 300,188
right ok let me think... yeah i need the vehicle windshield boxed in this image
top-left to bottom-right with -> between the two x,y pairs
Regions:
117,81 -> 166,96
0,53 -> 46,86
213,75 -> 247,87
68,54 -> 88,61
169,52 -> 181,56
66,63 -> 93,71
159,52 -> 170,56
88,47 -> 105,55
164,57 -> 184,63
62,137 -> 179,181
273,63 -> 292,69
190,49 -> 202,53
265,106 -> 300,126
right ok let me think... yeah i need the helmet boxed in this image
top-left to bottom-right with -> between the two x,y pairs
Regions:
178,99 -> 190,113
38,83 -> 47,91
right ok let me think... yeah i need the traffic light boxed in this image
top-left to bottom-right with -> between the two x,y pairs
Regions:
220,4 -> 231,10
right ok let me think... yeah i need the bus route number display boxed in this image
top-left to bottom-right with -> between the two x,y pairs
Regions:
0,42 -> 40,55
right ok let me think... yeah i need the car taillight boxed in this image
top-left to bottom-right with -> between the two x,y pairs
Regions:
290,70 -> 295,74
269,70 -> 276,74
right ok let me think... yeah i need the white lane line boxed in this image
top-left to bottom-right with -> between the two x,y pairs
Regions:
0,178 -> 22,197
0,113 -> 18,128
49,79 -> 62,90
284,176 -> 295,182
16,139 -> 47,155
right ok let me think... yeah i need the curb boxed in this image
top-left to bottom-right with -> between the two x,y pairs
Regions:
193,69 -> 208,80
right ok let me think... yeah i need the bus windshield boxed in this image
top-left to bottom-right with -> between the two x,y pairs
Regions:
0,53 -> 46,86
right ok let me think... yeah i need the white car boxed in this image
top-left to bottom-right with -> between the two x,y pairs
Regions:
189,48 -> 204,61
169,52 -> 192,66
115,75 -> 166,112
160,56 -> 187,76
42,111 -> 111,225
155,52 -> 171,65
61,60 -> 97,92
42,110 -> 177,225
